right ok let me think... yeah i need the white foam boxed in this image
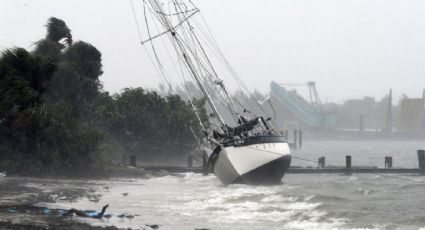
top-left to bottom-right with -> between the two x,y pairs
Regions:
38,174 -> 368,230
261,195 -> 298,203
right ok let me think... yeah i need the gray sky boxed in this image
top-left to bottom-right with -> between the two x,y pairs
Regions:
1,0 -> 425,103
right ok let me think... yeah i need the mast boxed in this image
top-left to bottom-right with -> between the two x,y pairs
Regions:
145,0 -> 227,130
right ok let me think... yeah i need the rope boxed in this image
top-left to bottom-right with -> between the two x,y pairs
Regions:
244,146 -> 339,167
143,0 -> 175,93
139,0 -> 274,133
129,0 -> 169,89
196,14 -> 272,121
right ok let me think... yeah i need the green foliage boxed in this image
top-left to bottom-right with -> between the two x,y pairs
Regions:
0,18 -> 106,176
47,42 -> 103,121
0,17 -> 210,176
46,17 -> 72,46
0,48 -> 55,127
108,88 -> 207,162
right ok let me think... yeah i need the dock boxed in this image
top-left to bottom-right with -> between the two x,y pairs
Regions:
139,150 -> 425,175
140,166 -> 424,174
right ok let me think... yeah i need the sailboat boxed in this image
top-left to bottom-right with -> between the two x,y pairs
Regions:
135,0 -> 291,185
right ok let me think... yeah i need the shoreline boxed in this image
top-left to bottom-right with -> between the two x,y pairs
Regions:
0,168 -> 169,230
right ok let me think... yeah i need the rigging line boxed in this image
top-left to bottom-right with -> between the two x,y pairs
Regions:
171,32 -> 226,110
291,156 -> 339,168
148,0 -> 227,130
183,20 -> 235,86
129,0 -> 143,41
178,18 -> 202,80
173,32 -> 220,93
177,41 -> 232,111
175,41 -> 207,132
143,0 -> 175,93
244,146 -> 338,167
189,20 -> 261,115
141,7 -> 199,44
190,34 -> 255,117
155,8 -> 197,16
190,19 -> 233,75
163,2 -> 268,127
201,79 -> 237,117
176,13 -> 218,92
196,14 -> 271,119
187,0 -> 197,9
173,33 -> 231,110
142,1 -> 169,83
129,0 -> 168,89
189,125 -> 204,150
150,9 -> 182,83
145,2 -> 182,77
172,2 -> 215,85
179,66 -> 222,130
187,24 -> 243,119
140,1 -> 208,129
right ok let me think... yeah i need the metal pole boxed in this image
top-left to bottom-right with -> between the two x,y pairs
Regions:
298,130 -> 303,149
346,155 -> 352,169
188,155 -> 193,168
418,150 -> 425,171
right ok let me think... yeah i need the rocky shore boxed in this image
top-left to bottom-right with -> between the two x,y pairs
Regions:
0,176 -> 115,229
0,167 -> 170,230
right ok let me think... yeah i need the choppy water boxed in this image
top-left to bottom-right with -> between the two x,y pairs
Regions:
39,173 -> 425,230
37,141 -> 425,230
293,140 -> 425,168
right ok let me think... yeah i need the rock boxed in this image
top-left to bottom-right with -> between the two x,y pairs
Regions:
143,224 -> 160,229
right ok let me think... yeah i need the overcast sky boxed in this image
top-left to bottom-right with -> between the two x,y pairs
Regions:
1,0 -> 425,103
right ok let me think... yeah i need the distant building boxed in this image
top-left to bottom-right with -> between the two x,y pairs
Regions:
398,98 -> 425,132
269,82 -> 336,130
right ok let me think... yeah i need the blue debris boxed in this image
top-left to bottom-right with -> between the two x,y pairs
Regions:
58,209 -> 67,214
42,208 -> 50,214
85,211 -> 99,217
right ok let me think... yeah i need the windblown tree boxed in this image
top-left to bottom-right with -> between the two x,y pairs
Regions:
48,41 -> 103,122
0,17 -> 210,175
0,48 -> 56,170
34,17 -> 72,61
110,88 -> 208,163
0,17 -> 106,176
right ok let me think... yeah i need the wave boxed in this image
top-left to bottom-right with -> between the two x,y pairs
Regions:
309,194 -> 350,202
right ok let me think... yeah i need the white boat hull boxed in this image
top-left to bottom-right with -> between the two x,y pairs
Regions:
211,140 -> 291,185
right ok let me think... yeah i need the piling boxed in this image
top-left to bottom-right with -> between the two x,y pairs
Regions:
418,150 -> 425,171
345,155 -> 352,174
318,157 -> 325,168
298,130 -> 303,149
202,152 -> 209,175
384,156 -> 393,168
284,130 -> 289,140
346,155 -> 352,169
188,155 -> 193,168
293,130 -> 298,149
359,114 -> 364,131
130,155 -> 137,167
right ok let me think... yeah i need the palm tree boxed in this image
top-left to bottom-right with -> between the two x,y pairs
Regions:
0,48 -> 55,126
46,17 -> 72,46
